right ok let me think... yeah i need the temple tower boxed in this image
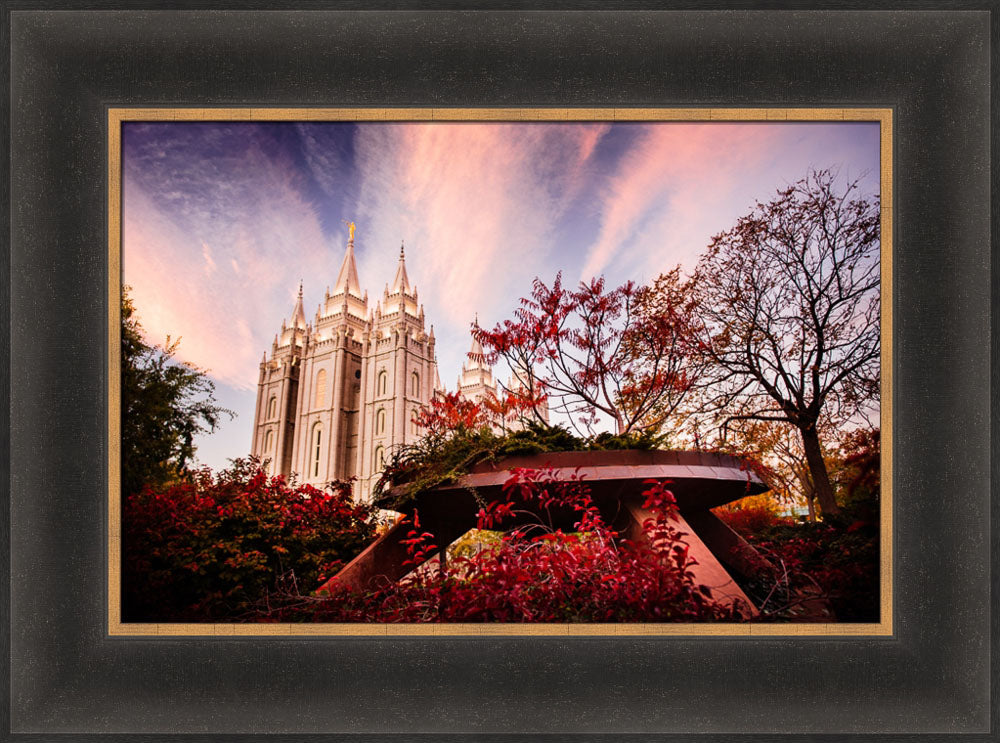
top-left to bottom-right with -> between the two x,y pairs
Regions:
251,225 -> 499,504
355,243 -> 439,502
251,284 -> 308,477
290,227 -> 370,488
456,317 -> 498,407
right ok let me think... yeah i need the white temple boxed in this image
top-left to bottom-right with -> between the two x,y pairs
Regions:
249,224 -> 544,502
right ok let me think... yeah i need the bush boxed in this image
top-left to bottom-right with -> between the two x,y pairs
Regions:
257,469 -> 741,623
712,486 -> 878,622
746,520 -> 879,622
123,458 -> 377,622
715,500 -> 790,536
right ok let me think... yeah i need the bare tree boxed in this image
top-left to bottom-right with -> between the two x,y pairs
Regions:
691,169 -> 881,518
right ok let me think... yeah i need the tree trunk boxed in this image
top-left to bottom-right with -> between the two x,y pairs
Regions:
799,423 -> 840,518
793,466 -> 816,522
615,413 -> 627,436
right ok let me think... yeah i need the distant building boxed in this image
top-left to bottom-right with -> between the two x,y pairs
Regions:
250,225 -> 544,502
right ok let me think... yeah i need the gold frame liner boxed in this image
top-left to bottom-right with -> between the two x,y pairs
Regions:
108,107 -> 893,637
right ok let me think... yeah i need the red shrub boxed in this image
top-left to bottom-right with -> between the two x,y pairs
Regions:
746,521 -> 879,622
123,458 -> 377,622
715,504 -> 790,536
263,469 -> 739,623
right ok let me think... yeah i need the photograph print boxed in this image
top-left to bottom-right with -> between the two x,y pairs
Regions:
116,112 -> 885,628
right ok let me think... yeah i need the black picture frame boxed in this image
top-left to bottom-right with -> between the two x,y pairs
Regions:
5,3 -> 994,738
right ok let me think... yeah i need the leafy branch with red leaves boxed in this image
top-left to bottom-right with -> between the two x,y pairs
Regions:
474,272 -> 701,437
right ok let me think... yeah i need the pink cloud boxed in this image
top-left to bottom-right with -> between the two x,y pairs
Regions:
119,121 -> 879,471
350,122 -> 611,377
580,124 -> 784,281
201,242 -> 216,275
123,120 -> 877,405
123,155 -> 330,391
580,123 -> 881,286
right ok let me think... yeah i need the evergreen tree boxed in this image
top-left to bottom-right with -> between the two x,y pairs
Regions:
121,287 -> 232,496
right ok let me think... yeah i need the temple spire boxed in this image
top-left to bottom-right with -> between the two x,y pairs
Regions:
390,240 -> 411,294
467,316 -> 487,369
290,281 -> 307,329
333,225 -> 362,297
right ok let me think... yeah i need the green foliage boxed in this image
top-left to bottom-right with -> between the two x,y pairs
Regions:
447,529 -> 503,564
374,422 -> 670,511
589,428 -> 668,451
121,287 -> 232,497
492,423 -> 583,456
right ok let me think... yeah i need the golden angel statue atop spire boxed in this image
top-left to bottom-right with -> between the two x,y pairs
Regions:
344,220 -> 356,243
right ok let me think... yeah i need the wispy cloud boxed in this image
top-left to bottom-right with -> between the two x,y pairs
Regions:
580,124 -> 781,281
348,122 -> 611,376
123,124 -> 332,390
580,123 -> 881,284
201,242 -> 216,275
294,123 -> 353,199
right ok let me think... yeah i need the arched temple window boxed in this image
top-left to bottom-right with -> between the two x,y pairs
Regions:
314,369 -> 327,408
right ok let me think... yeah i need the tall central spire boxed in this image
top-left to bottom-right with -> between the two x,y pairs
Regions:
390,240 -> 411,295
333,223 -> 362,297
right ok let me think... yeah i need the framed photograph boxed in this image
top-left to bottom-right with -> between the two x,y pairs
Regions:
7,4 -> 993,739
109,107 -> 890,636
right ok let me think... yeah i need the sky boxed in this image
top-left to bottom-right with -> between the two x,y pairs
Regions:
121,120 -> 880,470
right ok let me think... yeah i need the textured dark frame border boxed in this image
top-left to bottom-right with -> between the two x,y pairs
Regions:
5,4 -> 993,738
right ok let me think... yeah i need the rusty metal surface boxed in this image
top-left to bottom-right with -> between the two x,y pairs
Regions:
338,451 -> 772,592
383,449 -> 768,515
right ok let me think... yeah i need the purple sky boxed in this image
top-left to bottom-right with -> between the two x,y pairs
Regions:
122,120 -> 880,470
